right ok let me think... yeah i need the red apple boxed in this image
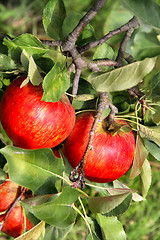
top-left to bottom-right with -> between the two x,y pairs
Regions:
0,75 -> 76,149
0,203 -> 33,238
0,178 -> 19,212
63,111 -> 136,183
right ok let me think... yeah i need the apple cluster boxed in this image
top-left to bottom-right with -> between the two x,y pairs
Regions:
0,177 -> 33,238
0,76 -> 136,237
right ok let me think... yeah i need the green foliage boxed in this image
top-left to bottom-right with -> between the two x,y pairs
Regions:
0,0 -> 160,239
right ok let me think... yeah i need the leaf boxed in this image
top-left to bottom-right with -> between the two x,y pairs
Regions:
0,53 -> 17,71
42,62 -> 70,102
86,217 -> 102,240
119,0 -> 160,31
87,58 -> 156,92
96,214 -> 126,240
140,159 -> 152,198
43,0 -> 66,40
28,55 -> 43,86
132,31 -> 160,60
3,34 -> 47,61
16,221 -> 45,240
88,191 -> 131,214
30,186 -> 79,228
0,146 -> 64,192
43,223 -> 74,240
143,139 -> 160,161
105,193 -> 132,217
139,125 -> 160,147
129,134 -> 148,179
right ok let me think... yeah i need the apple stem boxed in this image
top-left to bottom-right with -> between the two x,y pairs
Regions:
69,92 -> 118,188
0,187 -> 27,231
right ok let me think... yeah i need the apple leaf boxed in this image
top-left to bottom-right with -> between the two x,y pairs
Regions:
29,186 -> 79,228
0,53 -> 17,72
28,55 -> 43,86
87,58 -> 156,92
139,125 -> 160,147
104,193 -> 132,217
0,146 -> 64,192
3,34 -> 47,61
140,159 -> 152,198
88,190 -> 131,214
43,223 -> 74,240
16,221 -> 45,240
86,217 -> 102,240
43,0 -> 66,40
96,214 -> 126,240
143,139 -> 160,161
132,31 -> 160,60
42,62 -> 70,102
119,0 -> 160,31
129,134 -> 148,179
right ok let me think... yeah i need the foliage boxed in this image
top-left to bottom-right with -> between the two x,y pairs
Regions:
0,0 -> 160,239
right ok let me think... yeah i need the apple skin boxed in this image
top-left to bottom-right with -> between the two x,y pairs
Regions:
0,178 -> 19,212
63,111 -> 136,183
0,203 -> 33,238
0,76 -> 76,149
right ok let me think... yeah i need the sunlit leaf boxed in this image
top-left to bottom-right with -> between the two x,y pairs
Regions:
42,62 -> 70,102
87,58 -> 156,92
0,146 -> 64,192
16,221 -> 45,240
29,186 -> 79,228
143,139 -> 160,161
28,55 -> 43,86
43,0 -> 66,40
96,214 -> 126,240
119,0 -> 160,31
3,34 -> 47,61
130,134 -> 148,179
140,159 -> 152,198
139,125 -> 160,147
0,53 -> 17,71
88,191 -> 131,214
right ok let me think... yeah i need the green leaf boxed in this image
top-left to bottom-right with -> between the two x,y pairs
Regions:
3,34 -> 47,61
30,186 -> 79,228
28,55 -> 43,86
87,58 -> 156,92
119,0 -> 160,31
43,223 -> 74,240
0,146 -> 64,192
139,125 -> 160,147
96,214 -> 126,240
42,62 -> 70,102
43,0 -> 66,40
0,53 -> 17,71
140,159 -> 152,198
86,217 -> 102,240
16,221 -> 45,240
105,193 -> 132,217
129,134 -> 148,179
143,139 -> 160,161
88,191 -> 131,214
132,31 -> 160,60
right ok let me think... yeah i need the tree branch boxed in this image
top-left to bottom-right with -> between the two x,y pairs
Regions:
62,0 -> 108,51
78,16 -> 140,54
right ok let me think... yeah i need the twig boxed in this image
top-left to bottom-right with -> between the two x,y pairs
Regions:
0,187 -> 27,231
62,0 -> 108,51
78,16 -> 140,54
69,93 -> 118,188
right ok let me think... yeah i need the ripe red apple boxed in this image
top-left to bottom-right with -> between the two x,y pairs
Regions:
0,75 -> 76,149
0,178 -> 19,212
63,111 -> 136,183
0,203 -> 33,238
